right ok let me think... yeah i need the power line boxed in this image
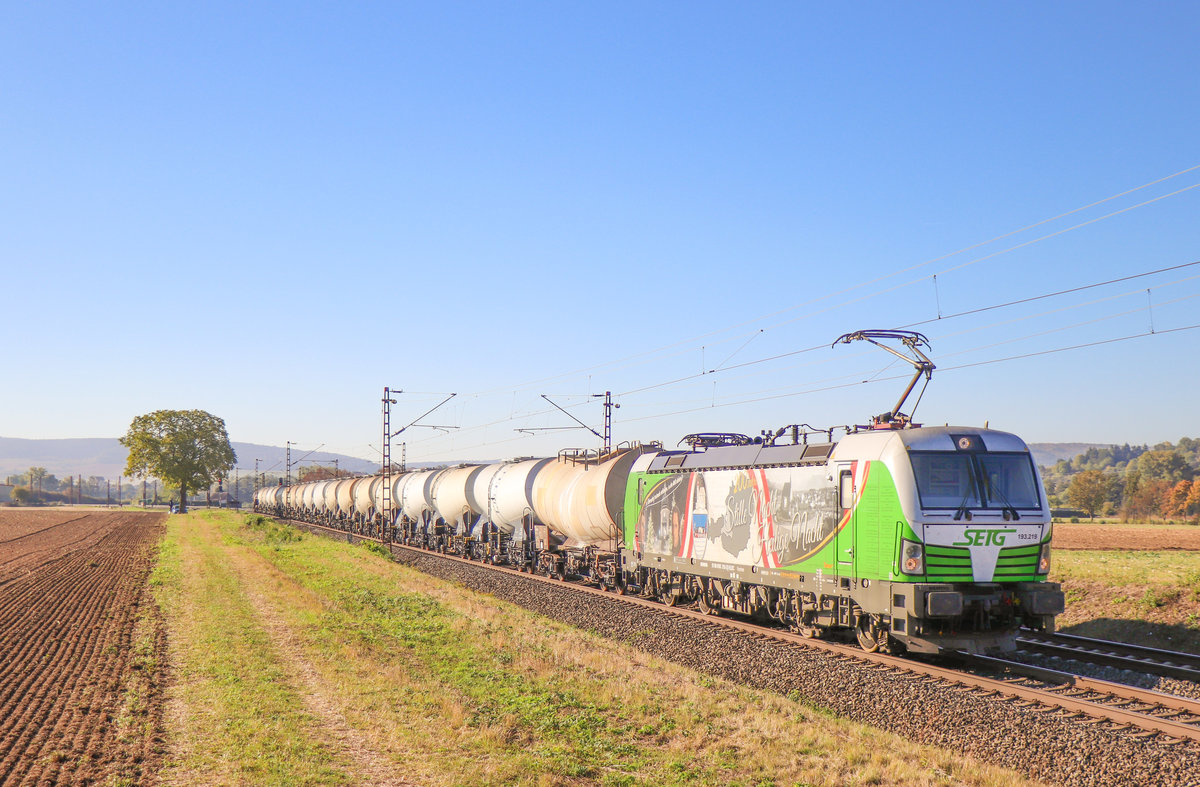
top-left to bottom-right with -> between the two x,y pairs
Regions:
617,260 -> 1200,398
403,276 -> 1199,455
462,165 -> 1200,398
618,322 -> 1200,424
902,260 -> 1200,328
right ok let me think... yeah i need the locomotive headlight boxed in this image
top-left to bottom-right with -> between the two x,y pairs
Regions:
900,539 -> 924,575
1037,542 -> 1051,574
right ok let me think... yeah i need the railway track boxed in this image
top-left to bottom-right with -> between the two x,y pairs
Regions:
1016,630 -> 1200,682
288,518 -> 1200,747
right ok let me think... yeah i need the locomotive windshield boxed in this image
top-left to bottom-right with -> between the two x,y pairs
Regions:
910,451 -> 1041,511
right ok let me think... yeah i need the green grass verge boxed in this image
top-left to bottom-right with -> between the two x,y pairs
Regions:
152,511 -> 351,785
1052,550 -> 1200,588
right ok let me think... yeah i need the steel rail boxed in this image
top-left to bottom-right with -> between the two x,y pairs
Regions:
960,653 -> 1200,738
1016,630 -> 1200,683
286,518 -> 1200,744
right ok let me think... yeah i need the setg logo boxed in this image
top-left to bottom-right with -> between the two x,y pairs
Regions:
953,528 -> 1017,547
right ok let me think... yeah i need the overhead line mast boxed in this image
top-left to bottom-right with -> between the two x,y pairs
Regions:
381,388 -> 458,535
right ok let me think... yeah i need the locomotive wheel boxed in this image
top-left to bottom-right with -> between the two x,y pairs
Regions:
697,593 -> 716,615
855,617 -> 880,653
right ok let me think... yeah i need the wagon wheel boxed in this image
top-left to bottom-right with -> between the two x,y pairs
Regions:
658,587 -> 681,606
695,580 -> 719,615
855,616 -> 881,653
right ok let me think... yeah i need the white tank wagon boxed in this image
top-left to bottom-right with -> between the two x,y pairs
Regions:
322,479 -> 343,521
351,476 -> 381,525
487,458 -> 554,537
529,459 -> 582,541
271,485 -> 287,513
301,482 -> 319,515
398,469 -> 439,526
254,486 -> 277,511
371,471 -> 413,523
387,472 -> 409,524
531,449 -> 647,550
334,477 -> 358,521
431,465 -> 482,535
464,463 -> 505,537
284,484 -> 303,516
308,480 -> 332,518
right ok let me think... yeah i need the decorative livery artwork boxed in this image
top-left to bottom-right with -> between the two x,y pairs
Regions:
638,473 -> 687,555
636,464 -> 853,569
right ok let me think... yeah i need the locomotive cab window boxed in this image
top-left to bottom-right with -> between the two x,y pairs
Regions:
910,451 -> 1040,511
977,453 -> 1041,510
838,470 -> 854,509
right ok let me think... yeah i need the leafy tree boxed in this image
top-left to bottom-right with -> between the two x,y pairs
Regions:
1134,449 -> 1195,483
121,409 -> 236,514
1122,478 -> 1172,522
1165,480 -> 1193,519
298,465 -> 345,482
10,486 -> 31,505
26,467 -> 48,490
1066,470 -> 1111,519
1187,481 -> 1200,519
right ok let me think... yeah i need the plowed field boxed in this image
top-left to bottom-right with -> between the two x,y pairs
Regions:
1053,523 -> 1200,551
0,508 -> 166,786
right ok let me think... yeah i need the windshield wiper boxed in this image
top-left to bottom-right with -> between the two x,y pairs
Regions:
984,477 -> 1021,521
952,485 -> 975,521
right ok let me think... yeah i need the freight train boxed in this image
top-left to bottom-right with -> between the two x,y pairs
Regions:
254,331 -> 1065,655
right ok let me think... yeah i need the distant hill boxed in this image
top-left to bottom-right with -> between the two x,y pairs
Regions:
0,436 -> 1145,483
0,436 -> 378,481
1027,442 -> 1107,469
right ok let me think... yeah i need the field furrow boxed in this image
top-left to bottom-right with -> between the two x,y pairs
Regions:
0,510 -> 166,786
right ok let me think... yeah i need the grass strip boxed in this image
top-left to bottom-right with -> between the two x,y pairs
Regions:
152,511 -> 351,785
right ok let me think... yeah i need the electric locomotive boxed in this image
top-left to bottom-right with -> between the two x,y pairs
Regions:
621,424 -> 1063,654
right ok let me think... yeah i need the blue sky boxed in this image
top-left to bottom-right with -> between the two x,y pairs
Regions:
2,2 -> 1198,468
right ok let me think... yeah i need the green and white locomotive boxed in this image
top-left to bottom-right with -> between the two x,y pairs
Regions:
621,423 -> 1064,654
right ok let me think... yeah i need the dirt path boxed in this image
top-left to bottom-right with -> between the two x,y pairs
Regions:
0,509 -> 166,786
222,543 -> 420,787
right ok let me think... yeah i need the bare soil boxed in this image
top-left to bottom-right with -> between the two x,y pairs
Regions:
1053,523 -> 1200,551
0,508 -> 167,786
